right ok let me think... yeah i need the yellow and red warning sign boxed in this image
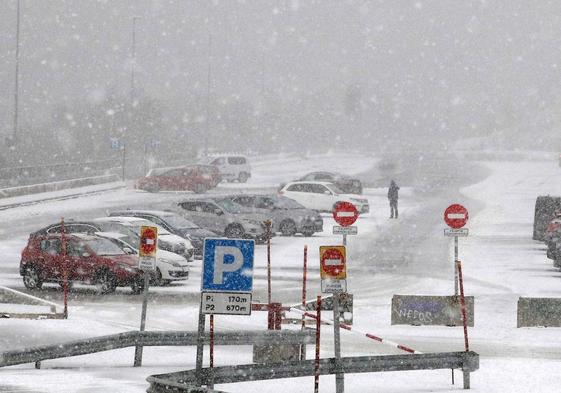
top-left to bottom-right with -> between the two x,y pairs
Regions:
320,246 -> 347,280
139,226 -> 158,258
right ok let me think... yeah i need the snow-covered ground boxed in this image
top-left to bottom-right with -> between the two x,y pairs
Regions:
2,154 -> 561,392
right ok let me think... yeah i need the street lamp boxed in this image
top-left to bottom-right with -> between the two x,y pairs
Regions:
122,16 -> 141,181
12,0 -> 21,144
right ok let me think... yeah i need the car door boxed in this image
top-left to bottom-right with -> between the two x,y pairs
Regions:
179,201 -> 206,228
199,202 -> 227,234
284,183 -> 310,208
39,238 -> 62,280
66,240 -> 92,281
310,184 -> 335,211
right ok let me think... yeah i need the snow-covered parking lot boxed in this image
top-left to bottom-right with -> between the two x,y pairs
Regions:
2,153 -> 561,392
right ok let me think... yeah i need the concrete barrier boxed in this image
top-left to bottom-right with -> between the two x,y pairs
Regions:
0,174 -> 121,199
533,196 -> 561,241
391,295 -> 474,327
517,297 -> 561,327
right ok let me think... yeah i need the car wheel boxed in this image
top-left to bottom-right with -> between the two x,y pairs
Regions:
23,265 -> 43,290
279,220 -> 297,236
194,183 -> 207,194
225,224 -> 244,238
95,270 -> 117,294
152,268 -> 165,286
130,277 -> 145,294
238,172 -> 249,183
302,230 -> 315,237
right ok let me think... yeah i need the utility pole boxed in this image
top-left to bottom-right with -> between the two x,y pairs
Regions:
204,32 -> 212,157
123,16 -> 141,181
131,16 -> 141,105
12,0 -> 21,144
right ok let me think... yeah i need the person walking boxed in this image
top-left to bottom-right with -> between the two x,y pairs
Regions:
388,179 -> 400,218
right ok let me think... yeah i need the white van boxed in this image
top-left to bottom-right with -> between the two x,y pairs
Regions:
207,155 -> 251,183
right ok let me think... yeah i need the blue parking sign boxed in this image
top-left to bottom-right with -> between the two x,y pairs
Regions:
202,238 -> 254,292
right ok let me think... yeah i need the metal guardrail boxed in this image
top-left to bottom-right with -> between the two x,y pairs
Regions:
0,159 -> 122,188
0,330 -> 314,369
147,351 -> 479,392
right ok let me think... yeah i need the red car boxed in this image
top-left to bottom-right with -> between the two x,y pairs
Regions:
20,233 -> 143,294
135,165 -> 221,193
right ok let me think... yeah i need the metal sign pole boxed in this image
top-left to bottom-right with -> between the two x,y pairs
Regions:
342,233 -> 347,247
195,295 -> 206,387
300,245 -> 308,361
454,235 -> 459,296
134,270 -> 150,367
314,295 -> 322,393
209,314 -> 215,389
333,294 -> 344,393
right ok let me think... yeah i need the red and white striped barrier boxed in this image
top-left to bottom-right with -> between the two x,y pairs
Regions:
288,307 -> 421,354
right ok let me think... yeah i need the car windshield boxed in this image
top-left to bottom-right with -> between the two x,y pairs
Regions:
272,197 -> 306,210
85,238 -> 126,256
215,199 -> 251,214
162,214 -> 200,229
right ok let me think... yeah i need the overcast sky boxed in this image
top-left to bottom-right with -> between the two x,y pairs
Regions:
1,0 -> 561,151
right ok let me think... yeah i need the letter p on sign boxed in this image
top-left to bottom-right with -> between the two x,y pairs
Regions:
202,239 -> 255,292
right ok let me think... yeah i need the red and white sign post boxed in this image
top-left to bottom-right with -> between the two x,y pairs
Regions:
443,204 -> 469,296
134,225 -> 158,367
332,201 -> 359,246
319,245 -> 347,393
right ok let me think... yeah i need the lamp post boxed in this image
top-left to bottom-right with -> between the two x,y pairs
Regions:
12,0 -> 21,144
123,16 -> 141,181
204,32 -> 212,157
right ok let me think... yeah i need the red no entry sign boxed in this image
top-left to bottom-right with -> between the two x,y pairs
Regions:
444,204 -> 469,229
319,246 -> 347,279
332,201 -> 359,227
139,226 -> 158,257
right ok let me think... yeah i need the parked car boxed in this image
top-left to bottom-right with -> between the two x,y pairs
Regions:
278,181 -> 369,213
228,194 -> 323,236
31,219 -> 194,261
107,210 -> 216,257
206,155 -> 251,183
96,232 -> 189,286
176,198 -> 269,242
294,172 -> 363,194
20,233 -> 143,294
135,164 -> 221,193
544,216 -> 561,260
92,217 -> 194,261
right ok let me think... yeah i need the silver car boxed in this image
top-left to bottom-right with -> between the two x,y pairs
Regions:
229,194 -> 323,237
176,198 -> 269,242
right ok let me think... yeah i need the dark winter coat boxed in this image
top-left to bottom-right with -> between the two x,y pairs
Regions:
388,181 -> 399,202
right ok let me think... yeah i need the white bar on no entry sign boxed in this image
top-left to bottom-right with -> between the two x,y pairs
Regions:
336,211 -> 355,217
447,213 -> 466,219
324,259 -> 342,266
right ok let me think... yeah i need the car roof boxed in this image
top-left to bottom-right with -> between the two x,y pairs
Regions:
109,210 -> 179,217
94,216 -> 147,224
285,180 -> 335,186
43,233 -> 99,241
95,231 -> 127,240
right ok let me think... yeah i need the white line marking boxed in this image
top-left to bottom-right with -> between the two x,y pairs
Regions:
336,211 -> 355,217
324,259 -> 342,266
447,213 -> 466,219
